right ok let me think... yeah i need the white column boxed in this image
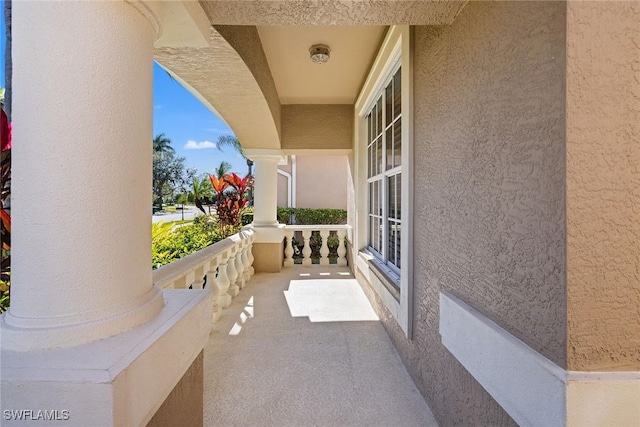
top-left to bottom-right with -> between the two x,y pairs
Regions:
243,150 -> 285,272
251,153 -> 282,227
1,0 -> 163,351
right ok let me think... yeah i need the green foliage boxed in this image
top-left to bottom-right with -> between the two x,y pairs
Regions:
241,207 -> 254,226
153,149 -> 186,209
277,208 -> 347,225
0,277 -> 9,314
213,161 -> 232,179
152,216 -> 240,268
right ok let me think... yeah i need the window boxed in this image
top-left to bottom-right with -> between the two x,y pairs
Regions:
367,67 -> 402,276
355,25 -> 411,337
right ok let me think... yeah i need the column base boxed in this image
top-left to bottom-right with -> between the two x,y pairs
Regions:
252,242 -> 285,273
1,286 -> 164,352
244,224 -> 285,273
1,290 -> 212,426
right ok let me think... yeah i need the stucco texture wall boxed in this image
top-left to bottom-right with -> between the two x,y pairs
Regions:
282,105 -> 353,151
566,1 -> 640,371
361,2 -> 567,425
295,156 -> 348,210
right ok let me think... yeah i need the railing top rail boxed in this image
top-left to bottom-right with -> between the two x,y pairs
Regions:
153,229 -> 253,289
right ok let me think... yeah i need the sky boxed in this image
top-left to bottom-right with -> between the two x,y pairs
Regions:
152,63 -> 246,176
0,1 -> 244,177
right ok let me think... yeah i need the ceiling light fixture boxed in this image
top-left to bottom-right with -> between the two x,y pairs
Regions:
309,44 -> 331,64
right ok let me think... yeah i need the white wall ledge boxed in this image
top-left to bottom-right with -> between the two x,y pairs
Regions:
439,291 -> 640,427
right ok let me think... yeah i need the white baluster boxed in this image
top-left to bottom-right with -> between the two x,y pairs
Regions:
207,258 -> 222,322
193,264 -> 206,290
337,229 -> 347,267
319,229 -> 330,266
187,270 -> 197,289
301,229 -> 312,267
247,233 -> 255,277
235,240 -> 246,290
215,253 -> 232,309
227,246 -> 239,297
174,270 -> 195,289
284,228 -> 295,267
241,234 -> 251,283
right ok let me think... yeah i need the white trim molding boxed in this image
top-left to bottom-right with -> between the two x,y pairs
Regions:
354,25 -> 413,338
439,291 -> 640,427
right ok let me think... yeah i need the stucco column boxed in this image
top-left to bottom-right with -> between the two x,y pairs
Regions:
1,0 -> 163,351
252,155 -> 280,226
564,3 -> 640,424
245,150 -> 285,272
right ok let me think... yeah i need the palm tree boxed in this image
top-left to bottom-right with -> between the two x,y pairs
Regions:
216,135 -> 243,154
153,133 -> 174,154
213,161 -> 232,179
191,176 -> 213,214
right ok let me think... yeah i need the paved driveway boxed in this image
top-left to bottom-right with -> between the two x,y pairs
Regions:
152,206 -> 207,223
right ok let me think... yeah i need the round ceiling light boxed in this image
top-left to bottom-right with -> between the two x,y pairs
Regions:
309,44 -> 331,64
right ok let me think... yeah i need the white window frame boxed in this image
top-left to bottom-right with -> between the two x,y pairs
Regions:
354,26 -> 413,338
366,62 -> 403,275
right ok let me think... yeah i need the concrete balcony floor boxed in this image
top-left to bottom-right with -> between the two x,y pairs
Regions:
204,267 -> 438,427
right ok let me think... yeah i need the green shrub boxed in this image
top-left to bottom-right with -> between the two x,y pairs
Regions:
276,208 -> 347,225
152,216 -> 240,268
241,207 -> 254,226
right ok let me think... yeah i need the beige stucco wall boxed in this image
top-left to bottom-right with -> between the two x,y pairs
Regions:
566,1 -> 640,372
214,25 -> 281,140
295,155 -> 348,210
147,351 -> 203,427
357,2 -> 567,425
282,105 -> 352,151
200,1 -> 467,26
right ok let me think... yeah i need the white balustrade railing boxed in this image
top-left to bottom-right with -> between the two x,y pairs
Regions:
153,229 -> 255,322
283,225 -> 350,267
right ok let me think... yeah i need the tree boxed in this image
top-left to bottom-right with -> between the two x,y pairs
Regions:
152,151 -> 185,210
213,160 -> 232,179
153,133 -> 175,155
191,175 -> 213,214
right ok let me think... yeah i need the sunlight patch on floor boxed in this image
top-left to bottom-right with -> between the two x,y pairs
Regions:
284,279 -> 379,322
228,296 -> 254,336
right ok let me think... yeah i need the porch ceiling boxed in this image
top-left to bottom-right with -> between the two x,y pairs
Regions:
257,26 -> 386,104
153,1 -> 468,150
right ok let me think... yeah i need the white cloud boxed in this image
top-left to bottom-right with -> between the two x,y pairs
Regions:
184,140 -> 217,150
153,105 -> 163,110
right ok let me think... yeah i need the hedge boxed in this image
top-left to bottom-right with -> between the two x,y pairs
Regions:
276,208 -> 347,225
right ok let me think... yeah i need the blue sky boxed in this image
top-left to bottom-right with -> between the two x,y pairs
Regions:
152,63 -> 245,176
0,1 -> 244,177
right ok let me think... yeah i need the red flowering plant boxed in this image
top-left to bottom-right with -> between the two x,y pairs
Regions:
209,172 -> 253,232
1,104 -> 12,312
